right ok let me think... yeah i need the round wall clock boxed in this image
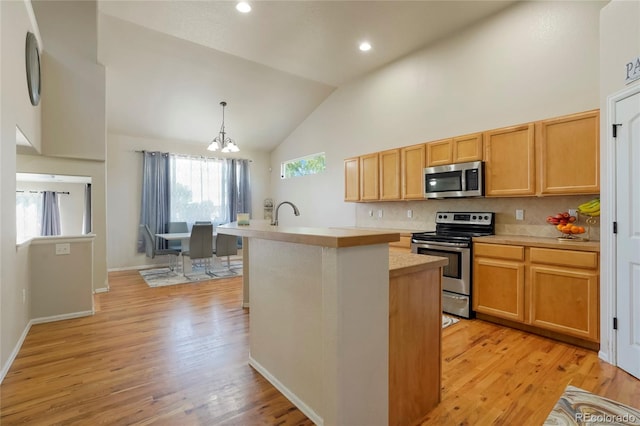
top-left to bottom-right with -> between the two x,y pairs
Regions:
25,32 -> 41,106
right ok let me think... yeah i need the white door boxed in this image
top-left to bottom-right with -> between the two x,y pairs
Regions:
615,88 -> 640,379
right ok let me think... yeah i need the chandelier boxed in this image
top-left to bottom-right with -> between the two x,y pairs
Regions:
207,101 -> 239,152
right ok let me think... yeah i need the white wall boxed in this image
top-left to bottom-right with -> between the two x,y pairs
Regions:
598,0 -> 640,363
270,1 -> 604,228
0,0 -> 42,376
33,0 -> 106,161
106,133 -> 270,270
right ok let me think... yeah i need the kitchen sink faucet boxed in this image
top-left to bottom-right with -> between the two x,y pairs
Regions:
271,201 -> 300,226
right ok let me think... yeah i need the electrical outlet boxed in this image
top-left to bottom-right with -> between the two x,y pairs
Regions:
407,209 -> 413,218
368,210 -> 373,217
568,209 -> 578,217
377,209 -> 383,219
55,243 -> 71,255
515,209 -> 524,221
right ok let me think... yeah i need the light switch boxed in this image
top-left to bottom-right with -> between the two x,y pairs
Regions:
515,209 -> 524,221
55,243 -> 71,255
377,209 -> 383,219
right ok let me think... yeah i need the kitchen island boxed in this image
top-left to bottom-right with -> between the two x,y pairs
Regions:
217,221 -> 447,426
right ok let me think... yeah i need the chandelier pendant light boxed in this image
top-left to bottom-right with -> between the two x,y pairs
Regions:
207,101 -> 239,152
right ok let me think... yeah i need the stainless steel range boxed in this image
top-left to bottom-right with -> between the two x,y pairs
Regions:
411,212 -> 495,318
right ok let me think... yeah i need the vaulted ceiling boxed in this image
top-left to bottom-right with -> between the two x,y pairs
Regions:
98,1 -> 515,152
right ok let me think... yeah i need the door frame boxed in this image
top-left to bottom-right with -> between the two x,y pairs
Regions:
601,82 -> 640,364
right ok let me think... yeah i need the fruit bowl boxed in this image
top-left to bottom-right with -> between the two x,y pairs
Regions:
546,211 -> 586,241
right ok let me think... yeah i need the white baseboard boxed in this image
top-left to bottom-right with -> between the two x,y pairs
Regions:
31,310 -> 94,325
94,287 -> 109,294
248,356 -> 323,426
0,320 -> 32,384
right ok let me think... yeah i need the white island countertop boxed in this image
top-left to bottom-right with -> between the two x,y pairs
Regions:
218,221 -> 400,248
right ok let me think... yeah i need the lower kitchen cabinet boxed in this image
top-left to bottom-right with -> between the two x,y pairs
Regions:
529,247 -> 599,342
473,243 -> 526,322
473,241 -> 600,347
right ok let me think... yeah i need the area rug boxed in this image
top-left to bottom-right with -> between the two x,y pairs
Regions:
140,259 -> 243,287
442,314 -> 460,329
544,385 -> 640,425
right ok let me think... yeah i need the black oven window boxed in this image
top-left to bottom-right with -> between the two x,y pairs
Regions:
416,247 -> 461,279
425,171 -> 462,193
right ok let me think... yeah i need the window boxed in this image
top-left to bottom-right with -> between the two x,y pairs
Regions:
16,192 -> 42,243
280,152 -> 326,179
169,155 -> 229,226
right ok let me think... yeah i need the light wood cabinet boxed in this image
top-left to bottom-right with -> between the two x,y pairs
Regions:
401,144 -> 425,199
453,132 -> 483,163
537,109 -> 600,195
484,123 -> 536,197
473,243 -> 526,322
379,149 -> 401,200
473,242 -> 600,345
426,133 -> 483,167
360,153 -> 379,201
529,247 -> 599,342
425,138 -> 453,167
344,157 -> 360,201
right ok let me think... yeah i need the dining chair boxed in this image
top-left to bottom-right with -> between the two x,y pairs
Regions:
182,223 -> 214,276
167,221 -> 188,250
211,233 -> 239,276
140,224 -> 180,271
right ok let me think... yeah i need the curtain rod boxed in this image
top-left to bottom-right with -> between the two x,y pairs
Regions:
134,150 -> 252,162
16,190 -> 70,195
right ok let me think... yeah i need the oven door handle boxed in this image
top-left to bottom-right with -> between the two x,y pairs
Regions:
412,241 -> 469,250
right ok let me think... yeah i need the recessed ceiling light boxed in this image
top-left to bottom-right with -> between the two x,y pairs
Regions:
236,2 -> 251,13
359,41 -> 372,52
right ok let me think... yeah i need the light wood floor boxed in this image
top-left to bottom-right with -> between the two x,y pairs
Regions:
1,270 -> 638,425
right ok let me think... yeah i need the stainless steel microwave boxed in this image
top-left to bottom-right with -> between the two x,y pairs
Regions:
423,161 -> 484,199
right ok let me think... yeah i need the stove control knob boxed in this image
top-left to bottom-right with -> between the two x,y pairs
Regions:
472,215 -> 477,220
484,215 -> 489,220
443,214 -> 448,219
438,214 -> 442,219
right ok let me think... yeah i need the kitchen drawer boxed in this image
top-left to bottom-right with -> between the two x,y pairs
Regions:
474,243 -> 524,261
530,247 -> 598,269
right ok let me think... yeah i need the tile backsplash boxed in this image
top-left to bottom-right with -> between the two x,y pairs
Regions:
355,195 -> 600,241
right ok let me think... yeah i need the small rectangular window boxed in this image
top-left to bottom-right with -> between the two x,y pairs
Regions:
281,152 -> 326,179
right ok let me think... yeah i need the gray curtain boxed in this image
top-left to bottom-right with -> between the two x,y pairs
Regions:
226,159 -> 252,223
138,151 -> 170,252
41,191 -> 61,236
82,183 -> 92,234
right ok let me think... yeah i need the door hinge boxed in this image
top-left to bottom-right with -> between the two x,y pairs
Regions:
613,221 -> 618,234
613,317 -> 618,330
612,123 -> 622,138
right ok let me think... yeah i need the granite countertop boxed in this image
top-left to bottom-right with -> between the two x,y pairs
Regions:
388,252 -> 448,278
217,220 -> 400,248
473,235 -> 600,252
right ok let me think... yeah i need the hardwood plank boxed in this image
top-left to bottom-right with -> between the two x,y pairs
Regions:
1,270 -> 638,425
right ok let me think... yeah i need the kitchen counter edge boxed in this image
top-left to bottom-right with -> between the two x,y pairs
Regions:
218,221 -> 400,248
473,235 -> 600,252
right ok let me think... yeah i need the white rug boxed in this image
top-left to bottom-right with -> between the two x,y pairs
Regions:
544,385 -> 640,425
140,259 -> 243,287
442,314 -> 460,329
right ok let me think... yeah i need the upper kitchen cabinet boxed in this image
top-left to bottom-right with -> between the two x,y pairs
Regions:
426,133 -> 483,167
360,153 -> 380,201
426,138 -> 453,167
401,144 -> 426,200
379,149 -> 401,201
484,123 -> 536,197
453,133 -> 483,163
344,157 -> 360,201
537,109 -> 600,195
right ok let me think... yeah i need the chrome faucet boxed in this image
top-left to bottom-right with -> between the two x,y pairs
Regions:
271,201 -> 300,226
